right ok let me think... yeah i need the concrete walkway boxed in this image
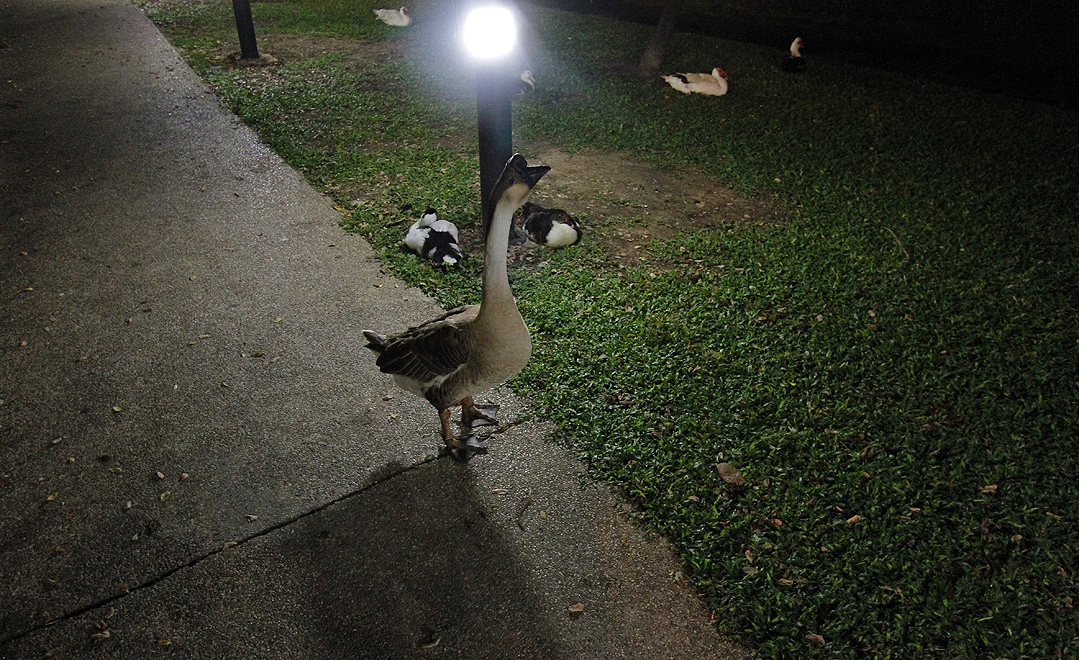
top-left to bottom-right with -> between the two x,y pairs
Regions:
0,1 -> 745,657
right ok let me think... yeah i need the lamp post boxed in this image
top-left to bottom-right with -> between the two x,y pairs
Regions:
231,0 -> 260,60
461,5 -> 518,235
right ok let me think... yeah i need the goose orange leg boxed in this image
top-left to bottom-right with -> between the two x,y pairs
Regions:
461,396 -> 500,428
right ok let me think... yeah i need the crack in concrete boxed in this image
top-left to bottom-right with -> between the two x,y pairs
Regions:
1,453 -> 442,646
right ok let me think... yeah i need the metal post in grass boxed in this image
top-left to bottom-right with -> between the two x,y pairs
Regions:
461,4 -> 517,237
231,0 -> 260,60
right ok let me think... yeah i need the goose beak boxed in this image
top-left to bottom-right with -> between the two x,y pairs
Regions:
506,153 -> 550,189
484,154 -> 550,233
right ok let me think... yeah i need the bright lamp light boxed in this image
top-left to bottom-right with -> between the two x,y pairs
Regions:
462,6 -> 517,61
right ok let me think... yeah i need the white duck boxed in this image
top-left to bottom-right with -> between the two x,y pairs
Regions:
781,37 -> 807,73
373,7 -> 411,26
404,208 -> 463,266
521,202 -> 581,248
662,67 -> 729,96
363,155 -> 550,461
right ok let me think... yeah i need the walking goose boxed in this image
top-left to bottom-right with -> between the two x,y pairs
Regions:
363,154 -> 550,460
662,67 -> 729,96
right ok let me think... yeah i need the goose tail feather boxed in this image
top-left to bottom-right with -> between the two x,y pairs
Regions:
362,330 -> 388,354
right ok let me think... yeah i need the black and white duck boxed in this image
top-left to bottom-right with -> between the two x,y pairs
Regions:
404,208 -> 462,267
517,70 -> 536,95
363,155 -> 550,461
781,37 -> 807,73
520,202 -> 581,248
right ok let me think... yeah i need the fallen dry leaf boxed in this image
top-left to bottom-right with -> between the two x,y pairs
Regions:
847,514 -> 863,525
159,491 -> 171,502
568,603 -> 585,613
672,571 -> 689,588
980,484 -> 998,494
716,463 -> 746,485
806,633 -> 825,644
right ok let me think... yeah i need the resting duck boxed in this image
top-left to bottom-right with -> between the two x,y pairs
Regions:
781,37 -> 807,72
363,154 -> 549,461
662,67 -> 728,96
521,202 -> 581,248
373,7 -> 411,26
404,208 -> 463,266
517,70 -> 536,95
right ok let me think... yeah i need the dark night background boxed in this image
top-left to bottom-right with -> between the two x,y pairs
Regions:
531,0 -> 1079,109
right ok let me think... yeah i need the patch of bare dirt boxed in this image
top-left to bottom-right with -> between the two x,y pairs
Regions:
223,33 -> 401,70
520,144 -> 786,269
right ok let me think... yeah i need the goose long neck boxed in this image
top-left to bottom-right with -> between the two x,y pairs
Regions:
480,196 -> 517,308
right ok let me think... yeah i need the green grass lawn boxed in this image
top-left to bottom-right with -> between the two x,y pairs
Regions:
144,1 -> 1079,657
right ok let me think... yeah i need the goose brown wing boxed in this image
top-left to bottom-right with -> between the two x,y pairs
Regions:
374,307 -> 473,381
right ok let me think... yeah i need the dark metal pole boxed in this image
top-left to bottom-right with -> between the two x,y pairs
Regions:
476,66 -> 513,236
231,0 -> 260,60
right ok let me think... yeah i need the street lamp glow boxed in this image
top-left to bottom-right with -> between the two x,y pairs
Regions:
462,6 -> 517,61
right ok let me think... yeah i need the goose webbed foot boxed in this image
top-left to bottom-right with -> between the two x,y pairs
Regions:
462,398 -> 500,428
440,407 -> 489,462
446,435 -> 488,462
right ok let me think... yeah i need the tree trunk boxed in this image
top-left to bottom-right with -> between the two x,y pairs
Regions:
638,0 -> 686,78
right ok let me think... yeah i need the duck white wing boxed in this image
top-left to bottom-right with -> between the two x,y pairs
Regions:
404,221 -> 429,254
681,72 -> 715,84
428,218 -> 459,241
662,74 -> 691,93
687,78 -> 727,96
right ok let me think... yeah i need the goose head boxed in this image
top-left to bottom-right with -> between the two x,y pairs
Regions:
712,67 -> 728,80
484,154 -> 550,236
790,37 -> 803,57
